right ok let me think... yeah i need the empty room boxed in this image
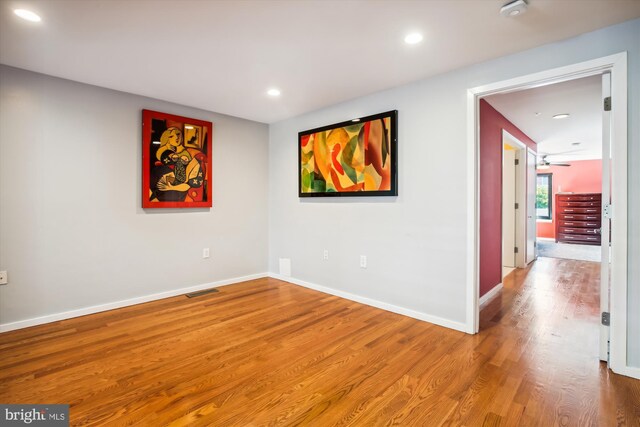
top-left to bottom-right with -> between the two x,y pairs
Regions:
1,1 -> 639,425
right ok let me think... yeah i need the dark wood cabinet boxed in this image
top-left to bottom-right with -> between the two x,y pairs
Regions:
555,193 -> 601,245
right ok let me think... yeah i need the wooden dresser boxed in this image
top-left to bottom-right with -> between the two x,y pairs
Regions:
555,193 -> 602,245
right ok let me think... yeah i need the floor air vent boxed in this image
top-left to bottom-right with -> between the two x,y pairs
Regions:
185,288 -> 220,298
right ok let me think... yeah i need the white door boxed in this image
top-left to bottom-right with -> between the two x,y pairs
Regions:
600,73 -> 612,362
502,149 -> 516,268
526,149 -> 537,263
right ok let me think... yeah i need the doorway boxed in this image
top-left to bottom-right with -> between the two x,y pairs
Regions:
466,53 -> 629,376
489,74 -> 606,368
501,130 -> 531,277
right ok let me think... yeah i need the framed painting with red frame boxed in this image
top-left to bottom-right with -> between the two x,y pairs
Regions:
142,109 -> 213,208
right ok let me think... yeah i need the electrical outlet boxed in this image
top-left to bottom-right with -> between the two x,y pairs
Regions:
0,270 -> 7,285
323,249 -> 329,260
360,255 -> 367,268
202,248 -> 210,259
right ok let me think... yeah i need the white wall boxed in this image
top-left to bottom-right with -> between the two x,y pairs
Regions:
268,19 -> 640,365
0,65 -> 269,326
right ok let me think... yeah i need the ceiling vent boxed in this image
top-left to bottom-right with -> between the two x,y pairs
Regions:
500,0 -> 528,17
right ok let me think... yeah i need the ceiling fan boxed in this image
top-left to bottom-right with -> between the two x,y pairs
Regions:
536,149 -> 583,168
537,154 -> 570,168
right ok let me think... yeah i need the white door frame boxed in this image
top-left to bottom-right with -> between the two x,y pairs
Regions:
502,130 -> 527,269
465,52 -> 631,377
600,72 -> 612,362
526,148 -> 538,264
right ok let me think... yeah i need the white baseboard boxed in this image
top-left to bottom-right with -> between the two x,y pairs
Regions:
268,273 -> 468,333
0,272 -> 269,333
479,283 -> 503,307
614,365 -> 640,380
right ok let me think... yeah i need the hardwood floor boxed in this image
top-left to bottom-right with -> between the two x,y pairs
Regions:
1,257 -> 638,426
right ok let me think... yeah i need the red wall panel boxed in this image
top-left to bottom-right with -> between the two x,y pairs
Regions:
479,100 -> 537,297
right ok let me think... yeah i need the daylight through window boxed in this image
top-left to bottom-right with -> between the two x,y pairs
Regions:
536,173 -> 552,220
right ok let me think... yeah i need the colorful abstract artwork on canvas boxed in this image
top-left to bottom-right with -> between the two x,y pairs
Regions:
299,111 -> 397,197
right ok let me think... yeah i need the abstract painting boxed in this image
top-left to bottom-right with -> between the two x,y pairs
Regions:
299,110 -> 397,197
142,110 -> 212,208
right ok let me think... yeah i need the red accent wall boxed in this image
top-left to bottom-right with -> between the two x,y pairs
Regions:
537,159 -> 602,239
479,99 -> 537,297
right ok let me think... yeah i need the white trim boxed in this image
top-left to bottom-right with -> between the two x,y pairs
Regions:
479,283 -> 503,308
467,52 -> 629,375
269,273 -> 468,333
0,273 -> 269,332
536,237 -> 555,241
466,88 -> 480,334
526,148 -> 538,264
616,365 -> 640,380
608,53 -> 628,374
599,72 -> 612,362
502,129 -> 528,268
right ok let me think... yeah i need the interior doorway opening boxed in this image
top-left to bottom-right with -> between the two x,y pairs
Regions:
467,53 -> 630,377
501,130 -> 534,279
483,71 -> 611,367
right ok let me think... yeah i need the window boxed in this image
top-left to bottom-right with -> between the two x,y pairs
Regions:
536,173 -> 552,220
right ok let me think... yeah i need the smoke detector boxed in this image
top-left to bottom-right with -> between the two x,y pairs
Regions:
501,0 -> 528,17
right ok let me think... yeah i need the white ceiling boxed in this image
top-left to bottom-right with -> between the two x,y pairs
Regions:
1,0 -> 639,123
485,75 -> 603,161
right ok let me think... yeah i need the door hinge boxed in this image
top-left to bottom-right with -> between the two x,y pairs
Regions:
604,96 -> 611,111
514,247 -> 519,254
515,202 -> 519,209
602,311 -> 610,326
515,158 -> 519,165
603,203 -> 612,218
534,241 -> 537,248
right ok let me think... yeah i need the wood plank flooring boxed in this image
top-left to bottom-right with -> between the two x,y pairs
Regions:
1,257 -> 639,426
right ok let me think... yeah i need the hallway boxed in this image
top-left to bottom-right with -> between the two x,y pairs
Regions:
481,257 -> 638,425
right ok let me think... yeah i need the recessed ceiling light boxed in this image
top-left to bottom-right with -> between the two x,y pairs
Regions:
267,88 -> 281,97
404,33 -> 423,45
552,113 -> 570,119
14,9 -> 41,22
